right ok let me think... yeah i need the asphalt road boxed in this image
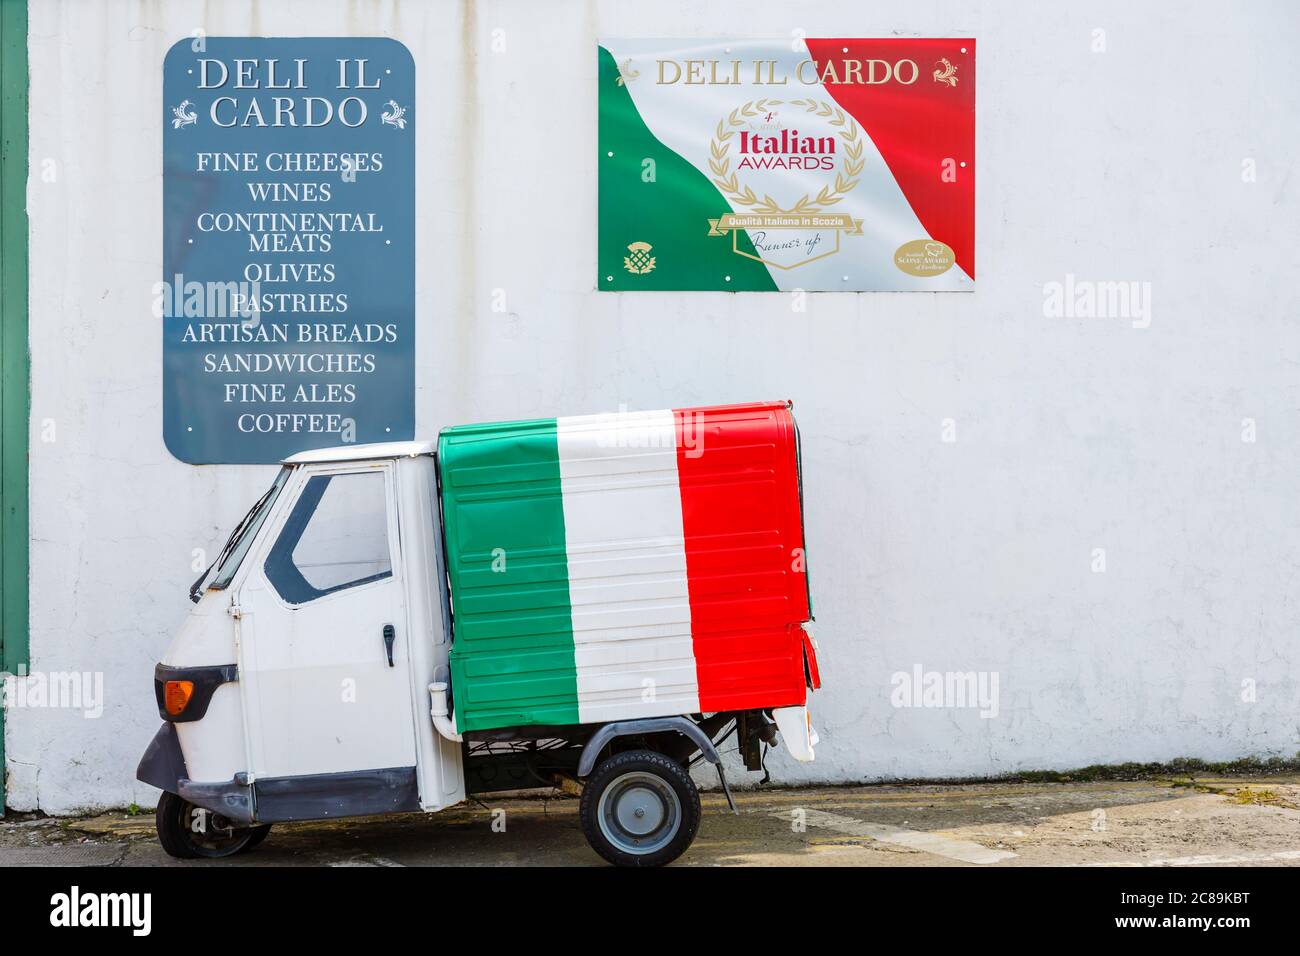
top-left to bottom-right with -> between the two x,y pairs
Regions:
3,776 -> 1298,867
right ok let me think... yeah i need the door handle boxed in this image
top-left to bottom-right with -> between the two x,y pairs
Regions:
382,624 -> 396,667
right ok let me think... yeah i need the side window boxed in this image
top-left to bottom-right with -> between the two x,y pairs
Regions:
265,471 -> 393,605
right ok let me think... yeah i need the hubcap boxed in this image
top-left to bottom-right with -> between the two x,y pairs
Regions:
597,771 -> 681,855
179,801 -> 249,854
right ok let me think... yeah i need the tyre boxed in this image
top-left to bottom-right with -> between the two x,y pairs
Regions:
238,824 -> 273,854
155,791 -> 268,859
579,749 -> 701,867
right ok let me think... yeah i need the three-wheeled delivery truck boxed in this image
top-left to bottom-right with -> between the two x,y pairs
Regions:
138,400 -> 821,865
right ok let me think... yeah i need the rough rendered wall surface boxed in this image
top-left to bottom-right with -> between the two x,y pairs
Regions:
9,0 -> 1300,811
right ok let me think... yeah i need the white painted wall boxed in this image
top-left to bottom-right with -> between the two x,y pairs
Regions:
8,0 -> 1300,812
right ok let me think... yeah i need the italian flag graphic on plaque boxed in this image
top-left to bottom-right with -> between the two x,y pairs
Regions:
598,38 -> 975,292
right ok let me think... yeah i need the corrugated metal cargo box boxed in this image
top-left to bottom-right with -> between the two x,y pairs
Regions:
438,401 -> 814,732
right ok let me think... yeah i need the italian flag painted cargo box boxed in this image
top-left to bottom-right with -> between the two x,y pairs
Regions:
438,401 -> 818,733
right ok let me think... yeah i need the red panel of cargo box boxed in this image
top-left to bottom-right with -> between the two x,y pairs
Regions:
674,401 -> 816,712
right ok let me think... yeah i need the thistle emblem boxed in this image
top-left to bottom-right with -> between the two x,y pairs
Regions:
932,58 -> 959,87
623,241 -> 656,275
171,100 -> 198,129
381,100 -> 408,130
615,58 -> 640,86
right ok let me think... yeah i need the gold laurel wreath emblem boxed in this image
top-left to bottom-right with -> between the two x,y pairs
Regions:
708,98 -> 865,214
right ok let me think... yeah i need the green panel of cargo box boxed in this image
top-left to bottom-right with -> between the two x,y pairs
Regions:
437,418 -> 580,731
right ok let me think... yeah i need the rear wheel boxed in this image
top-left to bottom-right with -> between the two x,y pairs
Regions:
155,791 -> 270,859
579,749 -> 701,867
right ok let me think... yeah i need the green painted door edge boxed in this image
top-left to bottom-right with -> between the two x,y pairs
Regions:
0,0 -> 32,815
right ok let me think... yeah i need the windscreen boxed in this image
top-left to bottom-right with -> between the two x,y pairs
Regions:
207,466 -> 291,591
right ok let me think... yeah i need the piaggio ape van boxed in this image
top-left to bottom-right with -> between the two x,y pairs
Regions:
137,401 -> 821,866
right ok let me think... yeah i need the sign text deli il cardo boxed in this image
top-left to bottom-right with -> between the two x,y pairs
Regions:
162,37 -> 416,464
597,39 -> 975,292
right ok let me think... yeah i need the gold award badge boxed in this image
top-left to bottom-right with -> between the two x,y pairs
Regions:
894,239 -> 955,277
707,99 -> 865,269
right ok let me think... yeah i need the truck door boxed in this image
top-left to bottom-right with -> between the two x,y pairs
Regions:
235,462 -> 421,820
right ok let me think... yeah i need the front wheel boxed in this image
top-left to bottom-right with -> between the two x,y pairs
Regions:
155,791 -> 271,859
579,749 -> 701,867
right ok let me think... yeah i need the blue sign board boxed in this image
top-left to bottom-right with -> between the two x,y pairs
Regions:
162,37 -> 414,463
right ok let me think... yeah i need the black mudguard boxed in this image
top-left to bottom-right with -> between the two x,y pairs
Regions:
136,722 -> 188,793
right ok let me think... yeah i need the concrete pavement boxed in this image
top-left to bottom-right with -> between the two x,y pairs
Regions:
2,776 -> 1298,867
